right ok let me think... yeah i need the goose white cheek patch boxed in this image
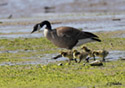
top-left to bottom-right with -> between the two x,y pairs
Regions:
37,24 -> 41,31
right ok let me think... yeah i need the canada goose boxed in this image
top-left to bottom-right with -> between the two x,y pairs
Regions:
81,46 -> 96,60
31,20 -> 101,50
60,51 -> 77,65
73,50 -> 89,63
93,50 -> 109,61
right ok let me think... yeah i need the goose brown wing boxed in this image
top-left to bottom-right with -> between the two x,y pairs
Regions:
56,26 -> 99,39
56,27 -> 81,38
76,31 -> 99,39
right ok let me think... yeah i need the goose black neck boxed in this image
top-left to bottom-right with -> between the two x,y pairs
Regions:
40,20 -> 52,30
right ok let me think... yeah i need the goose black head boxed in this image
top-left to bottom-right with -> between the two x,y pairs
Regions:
31,20 -> 52,33
93,52 -> 99,55
31,23 -> 41,33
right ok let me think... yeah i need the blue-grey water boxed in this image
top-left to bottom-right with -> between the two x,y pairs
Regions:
0,50 -> 124,66
0,13 -> 125,39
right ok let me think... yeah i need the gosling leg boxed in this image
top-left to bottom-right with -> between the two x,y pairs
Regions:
93,55 -> 96,61
102,57 -> 105,62
68,59 -> 71,65
78,59 -> 82,63
74,58 -> 78,63
85,57 -> 89,63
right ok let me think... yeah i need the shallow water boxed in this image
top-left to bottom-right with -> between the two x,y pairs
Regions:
0,13 -> 125,38
107,50 -> 125,61
0,26 -> 31,33
0,50 -> 124,66
0,49 -> 36,53
0,33 -> 43,39
0,20 -> 125,38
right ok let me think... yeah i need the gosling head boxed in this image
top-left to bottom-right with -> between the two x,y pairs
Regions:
93,52 -> 99,55
60,52 -> 67,57
73,49 -> 80,56
81,46 -> 90,52
81,46 -> 87,50
73,49 -> 78,53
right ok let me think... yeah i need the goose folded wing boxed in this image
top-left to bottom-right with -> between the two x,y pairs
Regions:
56,27 -> 81,38
76,31 -> 99,39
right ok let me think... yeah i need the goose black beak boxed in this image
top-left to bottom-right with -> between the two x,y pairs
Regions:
31,30 -> 35,34
31,23 -> 40,34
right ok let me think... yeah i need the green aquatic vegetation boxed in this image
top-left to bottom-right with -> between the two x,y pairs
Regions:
0,57 -> 32,62
84,37 -> 125,50
0,38 -> 56,51
0,49 -> 59,63
0,38 -> 58,63
0,60 -> 124,88
82,30 -> 125,50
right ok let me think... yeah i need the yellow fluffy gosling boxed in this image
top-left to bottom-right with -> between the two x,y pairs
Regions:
73,50 -> 89,63
81,46 -> 96,60
60,51 -> 77,65
93,50 -> 109,61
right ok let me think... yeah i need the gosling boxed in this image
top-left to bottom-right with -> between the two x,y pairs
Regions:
73,50 -> 89,63
60,51 -> 77,65
81,46 -> 109,61
93,50 -> 109,61
81,46 -> 96,60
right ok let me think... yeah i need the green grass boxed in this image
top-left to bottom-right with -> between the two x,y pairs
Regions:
0,57 -> 32,62
0,60 -> 125,88
0,30 -> 125,88
0,38 -> 56,51
83,31 -> 125,51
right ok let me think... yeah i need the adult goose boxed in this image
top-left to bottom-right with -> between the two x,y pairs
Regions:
31,20 -> 101,50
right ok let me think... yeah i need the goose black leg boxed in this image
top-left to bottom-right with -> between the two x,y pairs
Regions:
52,54 -> 62,59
